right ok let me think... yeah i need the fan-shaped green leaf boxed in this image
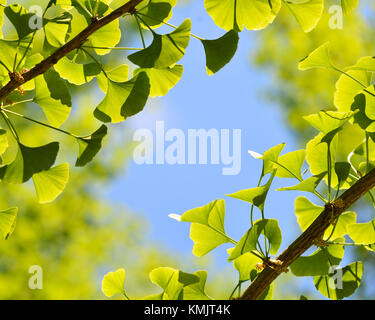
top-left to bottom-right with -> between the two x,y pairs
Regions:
97,65 -> 129,93
201,30 -> 239,75
133,65 -> 183,97
362,86 -> 375,120
32,163 -> 69,204
249,143 -> 285,176
204,0 -> 281,31
94,72 -> 150,123
304,111 -> 354,134
44,7 -> 72,47
102,268 -> 126,297
0,129 -> 8,163
274,149 -> 305,180
334,69 -> 372,112
299,42 -> 334,70
4,4 -> 35,39
306,132 -> 338,186
277,172 -> 325,193
227,172 -> 275,211
87,20 -> 121,55
34,69 -> 72,127
182,270 -> 211,300
128,19 -> 191,68
0,142 -> 59,184
228,219 -> 282,260
284,0 -> 324,32
335,162 -> 351,190
232,251 -> 262,281
290,239 -> 345,276
137,0 -> 177,29
348,219 -> 375,245
149,267 -> 201,300
180,199 -> 230,257
314,261 -> 363,300
54,57 -> 101,85
76,125 -> 108,167
0,207 -> 18,240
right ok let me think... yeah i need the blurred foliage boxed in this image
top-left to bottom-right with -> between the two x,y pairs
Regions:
253,0 -> 375,140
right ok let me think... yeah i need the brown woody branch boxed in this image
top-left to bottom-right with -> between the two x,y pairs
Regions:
0,0 -> 145,101
239,168 -> 375,300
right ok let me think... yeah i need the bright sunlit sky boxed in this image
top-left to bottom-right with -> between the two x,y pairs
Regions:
105,0 -> 371,298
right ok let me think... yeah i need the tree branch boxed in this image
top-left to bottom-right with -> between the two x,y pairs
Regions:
239,168 -> 375,300
0,0 -> 145,101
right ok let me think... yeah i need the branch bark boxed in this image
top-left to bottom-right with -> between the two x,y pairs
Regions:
239,168 -> 375,300
0,0 -> 145,101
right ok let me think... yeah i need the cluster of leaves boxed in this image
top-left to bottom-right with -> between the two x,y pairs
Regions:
0,0 -> 370,301
102,43 -> 375,300
0,0 -> 354,240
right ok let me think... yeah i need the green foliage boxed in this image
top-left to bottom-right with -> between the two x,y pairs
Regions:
0,207 -> 17,240
0,0 -> 372,301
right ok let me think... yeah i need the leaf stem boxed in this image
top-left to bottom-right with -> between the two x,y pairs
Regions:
136,12 -> 204,40
2,108 -> 78,138
134,15 -> 147,48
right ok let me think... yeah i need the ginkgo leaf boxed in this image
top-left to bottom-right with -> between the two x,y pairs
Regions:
204,0 -> 281,31
128,19 -> 191,68
341,0 -> 358,14
335,162 -> 351,190
303,111 -> 355,134
249,143 -> 285,176
87,20 -> 121,55
180,199 -> 231,257
0,38 -> 32,72
201,30 -> 239,75
4,4 -> 35,39
97,65 -> 130,93
314,261 -> 363,300
75,125 -> 108,167
0,207 -> 18,240
334,69 -> 372,112
32,163 -> 69,204
0,0 -> 5,38
133,65 -> 183,97
102,268 -> 126,297
0,142 -> 59,184
148,267 -> 200,300
306,132 -> 338,186
232,251 -> 262,281
137,0 -> 177,29
284,0 -> 324,32
299,42 -> 334,71
274,149 -> 305,180
54,57 -> 101,85
294,196 -> 323,232
362,86 -> 375,120
94,72 -> 150,123
0,128 -> 8,162
228,219 -> 282,260
347,56 -> 375,73
182,270 -> 211,300
290,239 -> 345,276
277,172 -> 326,193
347,219 -> 375,245
44,6 -> 72,47
34,69 -> 72,127
227,172 -> 275,211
